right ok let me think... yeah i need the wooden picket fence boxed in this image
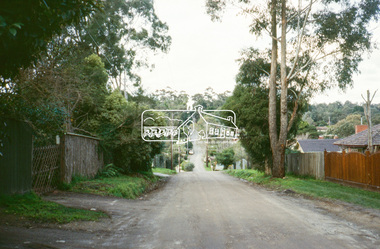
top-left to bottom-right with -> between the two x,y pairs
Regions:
324,150 -> 380,190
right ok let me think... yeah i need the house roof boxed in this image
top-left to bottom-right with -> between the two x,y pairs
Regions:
334,124 -> 380,147
298,139 -> 341,152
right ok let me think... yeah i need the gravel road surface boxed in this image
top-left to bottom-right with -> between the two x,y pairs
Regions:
1,146 -> 379,248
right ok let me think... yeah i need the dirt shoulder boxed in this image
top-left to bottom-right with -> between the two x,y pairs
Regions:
0,176 -> 170,232
240,178 -> 380,235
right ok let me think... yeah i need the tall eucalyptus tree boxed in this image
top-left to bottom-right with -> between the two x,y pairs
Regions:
206,0 -> 380,177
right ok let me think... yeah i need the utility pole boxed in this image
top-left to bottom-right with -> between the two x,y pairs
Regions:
171,141 -> 173,170
362,90 -> 377,153
170,112 -> 173,170
178,145 -> 181,172
205,139 -> 209,168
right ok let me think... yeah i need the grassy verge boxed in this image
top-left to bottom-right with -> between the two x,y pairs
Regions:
226,169 -> 380,209
70,173 -> 161,199
152,167 -> 177,175
204,163 -> 212,171
0,192 -> 107,224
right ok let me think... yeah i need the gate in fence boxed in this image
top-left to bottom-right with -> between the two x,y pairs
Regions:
32,145 -> 61,194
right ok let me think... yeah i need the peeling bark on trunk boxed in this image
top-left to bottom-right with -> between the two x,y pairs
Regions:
271,0 -> 287,178
268,0 -> 279,176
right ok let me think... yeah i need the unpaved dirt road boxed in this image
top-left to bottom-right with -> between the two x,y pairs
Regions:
1,154 -> 380,248
189,140 -> 206,172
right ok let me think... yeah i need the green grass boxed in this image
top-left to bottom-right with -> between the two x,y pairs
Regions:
0,192 -> 107,224
152,167 -> 177,175
204,166 -> 212,171
226,169 -> 380,209
70,173 -> 160,199
204,162 -> 212,171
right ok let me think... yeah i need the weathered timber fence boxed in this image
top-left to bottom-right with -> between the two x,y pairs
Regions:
153,154 -> 171,168
235,159 -> 248,170
0,118 -> 33,194
325,151 -> 380,189
32,145 -> 61,194
286,152 -> 325,179
62,133 -> 103,183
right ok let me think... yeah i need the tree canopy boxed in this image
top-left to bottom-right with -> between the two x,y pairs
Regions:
0,0 -> 102,79
63,0 -> 171,91
0,0 -> 171,173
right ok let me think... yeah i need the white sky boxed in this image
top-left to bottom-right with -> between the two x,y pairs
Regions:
138,0 -> 380,105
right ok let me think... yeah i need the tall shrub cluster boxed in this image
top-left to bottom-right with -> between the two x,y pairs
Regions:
0,0 -> 171,173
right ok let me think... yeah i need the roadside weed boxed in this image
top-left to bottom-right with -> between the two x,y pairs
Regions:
71,174 -> 160,199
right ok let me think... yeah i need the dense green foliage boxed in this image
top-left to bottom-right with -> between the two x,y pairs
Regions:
216,148 -> 235,169
0,0 -> 102,79
0,192 -> 107,223
97,164 -> 123,178
296,120 -> 319,139
226,170 -> 380,209
224,51 -> 305,167
91,90 -> 164,172
224,85 -> 272,166
0,0 -> 171,172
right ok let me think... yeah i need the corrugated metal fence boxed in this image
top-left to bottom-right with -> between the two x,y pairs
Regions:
1,123 -> 103,194
0,118 -> 33,194
286,152 -> 325,179
325,151 -> 380,189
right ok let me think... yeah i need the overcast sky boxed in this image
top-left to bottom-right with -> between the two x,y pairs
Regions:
138,0 -> 380,105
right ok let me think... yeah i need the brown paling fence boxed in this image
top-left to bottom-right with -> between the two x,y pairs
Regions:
62,133 -> 103,184
325,150 -> 380,189
32,145 -> 61,194
286,152 -> 325,180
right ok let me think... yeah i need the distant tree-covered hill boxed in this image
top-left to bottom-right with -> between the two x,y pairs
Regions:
304,101 -> 380,127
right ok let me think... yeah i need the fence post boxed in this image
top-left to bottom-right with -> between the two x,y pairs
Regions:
60,135 -> 66,183
342,150 -> 346,180
365,150 -> 371,187
324,150 -> 327,179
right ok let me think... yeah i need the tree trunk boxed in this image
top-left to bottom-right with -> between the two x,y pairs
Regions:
271,0 -> 287,178
268,0 -> 279,176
